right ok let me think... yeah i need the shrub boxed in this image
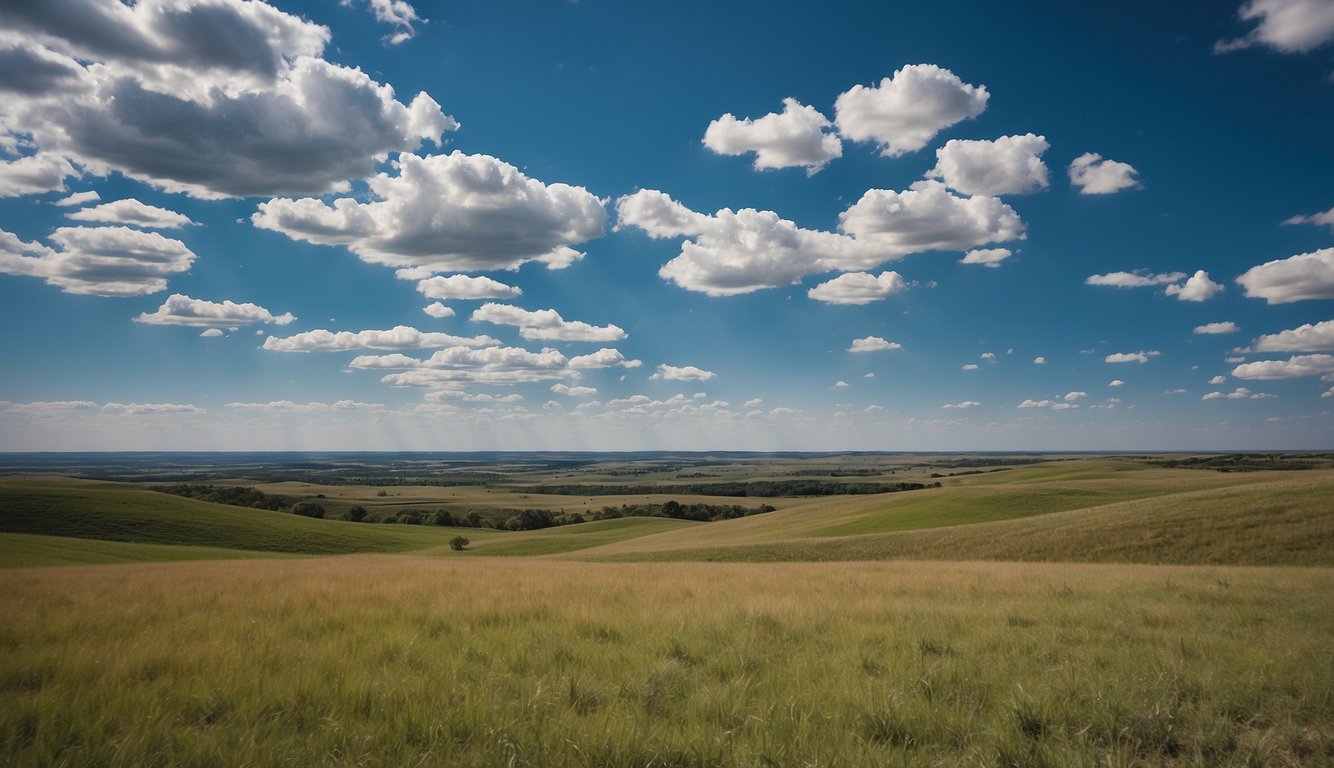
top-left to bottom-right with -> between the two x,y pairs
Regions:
449,536 -> 470,551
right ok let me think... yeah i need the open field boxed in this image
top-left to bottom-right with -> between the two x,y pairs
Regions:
1,453 -> 1332,765
2,556 -> 1331,767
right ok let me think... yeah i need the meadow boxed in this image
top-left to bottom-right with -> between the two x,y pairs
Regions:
1,454 -> 1332,766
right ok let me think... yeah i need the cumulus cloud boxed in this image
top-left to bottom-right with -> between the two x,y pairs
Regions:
808,271 -> 907,304
371,346 -> 589,387
1109,379 -> 1125,387
703,97 -> 842,173
1165,270 -> 1225,301
136,294 -> 295,327
254,152 -> 605,272
1068,153 -> 1141,194
423,389 -> 523,403
226,399 -> 385,411
1018,399 -> 1078,410
1236,248 -> 1334,303
848,336 -> 902,353
0,152 -> 78,197
67,198 -> 194,229
1202,387 -> 1276,401
1283,204 -> 1334,230
833,380 -> 850,389
1063,391 -> 1087,401
1209,375 -> 1228,385
1216,0 -> 1334,53
550,383 -> 597,397
470,303 -> 626,342
1231,353 -> 1334,379
1247,320 -> 1334,352
962,363 -> 980,371
926,134 -> 1049,196
262,325 -> 496,352
422,302 -> 454,319
100,402 -> 205,415
617,183 -> 1020,296
200,328 -> 224,337
1106,351 -> 1160,364
0,225 -> 194,296
0,1 -> 455,198
838,181 -> 1025,256
617,189 -> 886,296
833,64 -> 989,157
568,348 -> 642,369
360,0 -> 422,44
1194,321 -> 1240,334
416,274 -> 522,300
1086,270 -> 1186,288
961,248 -> 1011,268
651,364 -> 717,382
1033,356 -> 1047,365
943,401 -> 980,409
54,190 -> 99,207
981,352 -> 997,362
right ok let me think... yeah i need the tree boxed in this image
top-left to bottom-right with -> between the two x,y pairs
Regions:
292,501 -> 325,519
449,536 -> 470,551
347,505 -> 368,522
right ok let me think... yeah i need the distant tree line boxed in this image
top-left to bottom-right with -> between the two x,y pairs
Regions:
526,480 -> 936,497
590,501 -> 775,522
150,484 -> 289,511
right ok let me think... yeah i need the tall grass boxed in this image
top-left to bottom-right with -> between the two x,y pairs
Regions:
2,556 -> 1330,766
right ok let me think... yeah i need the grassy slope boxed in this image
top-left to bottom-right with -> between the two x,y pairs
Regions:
0,533 -> 288,568
442,517 -> 700,557
0,478 -> 473,556
583,471 -> 1334,566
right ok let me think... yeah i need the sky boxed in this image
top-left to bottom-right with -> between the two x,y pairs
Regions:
1,0 -> 1333,452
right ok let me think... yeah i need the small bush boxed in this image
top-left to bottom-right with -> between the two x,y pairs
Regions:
449,536 -> 470,551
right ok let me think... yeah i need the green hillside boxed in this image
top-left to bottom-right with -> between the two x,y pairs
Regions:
0,532 -> 287,568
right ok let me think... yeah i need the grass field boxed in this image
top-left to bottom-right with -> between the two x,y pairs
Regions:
1,556 -> 1330,767
1,456 -> 1332,765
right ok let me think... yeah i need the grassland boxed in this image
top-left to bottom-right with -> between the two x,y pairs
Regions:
2,556 -> 1330,767
1,454 -> 1332,766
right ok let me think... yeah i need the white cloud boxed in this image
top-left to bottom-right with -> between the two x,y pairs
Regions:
617,189 -> 886,296
1165,388 -> 1188,395
568,348 -> 642,369
1231,353 -> 1334,380
377,346 -> 579,387
0,152 -> 78,197
1248,320 -> 1334,352
744,398 -> 763,407
848,336 -> 902,353
942,401 -> 980,409
838,181 -> 1025,256
981,352 -> 996,361
1109,379 -> 1125,387
961,248 -> 1011,268
423,302 -> 454,319
254,152 -> 605,272
1216,0 -> 1334,53
136,294 -> 295,327
834,380 -> 850,389
470,303 -> 627,342
617,182 -> 1020,296
1063,391 -> 1087,401
1283,204 -> 1334,230
423,390 -> 523,403
101,402 -> 205,415
54,190 -> 99,207
200,328 -> 224,338
1201,387 -> 1276,401
0,225 -> 194,296
1068,153 -> 1141,194
1236,248 -> 1334,303
550,383 -> 597,397
1194,321 -> 1240,335
262,326 -> 497,352
1165,270 -> 1225,302
1106,351 -> 1160,364
1085,270 -> 1186,288
833,64 -> 989,157
703,98 -> 842,173
416,274 -> 523,300
0,0 -> 456,199
808,271 -> 907,304
67,198 -> 194,229
1033,356 -> 1047,365
651,364 -> 717,382
962,363 -> 979,371
364,0 -> 422,44
1018,399 -> 1079,410
926,134 -> 1049,196
226,400 -> 385,411
1209,375 -> 1228,385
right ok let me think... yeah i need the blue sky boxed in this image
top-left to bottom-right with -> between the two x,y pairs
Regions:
1,0 -> 1332,451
